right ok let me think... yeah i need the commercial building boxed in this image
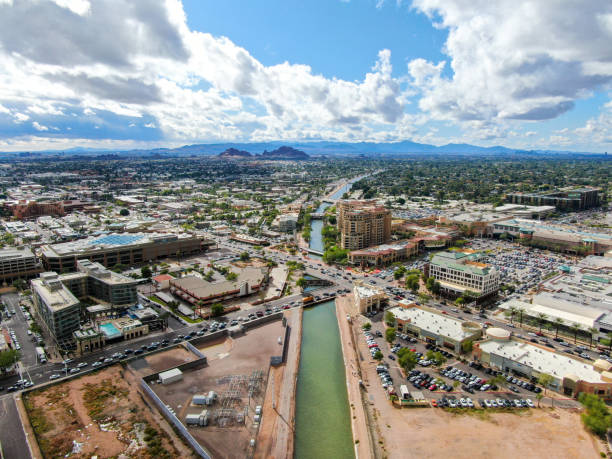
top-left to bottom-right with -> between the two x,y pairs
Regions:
506,188 -> 600,211
389,302 -> 482,353
6,199 -> 92,219
0,248 -> 42,283
59,260 -> 138,309
353,280 -> 387,314
348,240 -> 419,267
426,251 -> 500,300
170,266 -> 268,306
337,200 -> 391,250
475,330 -> 612,399
490,219 -> 612,255
41,232 -> 213,272
272,213 -> 299,233
493,204 -> 556,219
31,272 -> 81,345
229,233 -> 269,246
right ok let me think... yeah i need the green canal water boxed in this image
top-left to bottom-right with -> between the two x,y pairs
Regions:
294,300 -> 354,459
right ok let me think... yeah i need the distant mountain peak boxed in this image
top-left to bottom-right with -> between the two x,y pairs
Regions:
218,148 -> 252,158
260,146 -> 309,160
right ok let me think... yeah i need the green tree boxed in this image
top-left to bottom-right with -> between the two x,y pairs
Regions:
508,306 -> 517,325
397,348 -> 418,372
384,311 -> 395,327
385,327 -> 396,344
296,277 -> 307,289
374,350 -> 383,362
538,373 -> 554,403
239,251 -> 250,261
461,340 -> 473,354
536,391 -> 544,408
405,274 -> 420,293
570,323 -> 582,344
362,322 -> 371,331
537,312 -> 548,332
553,317 -> 564,338
211,303 -> 224,317
588,327 -> 598,348
141,266 -> 152,278
0,349 -> 19,370
578,393 -> 612,437
119,208 -> 130,216
225,271 -> 238,281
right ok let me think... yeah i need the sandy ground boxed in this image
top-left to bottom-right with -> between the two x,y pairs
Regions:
336,294 -> 376,459
255,308 -> 302,459
143,345 -> 199,373
350,313 -> 606,459
151,320 -> 284,459
22,365 -> 193,459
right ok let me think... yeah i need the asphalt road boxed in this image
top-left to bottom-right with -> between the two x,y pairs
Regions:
0,396 -> 31,459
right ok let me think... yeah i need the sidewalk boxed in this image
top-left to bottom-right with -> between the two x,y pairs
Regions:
336,294 -> 375,459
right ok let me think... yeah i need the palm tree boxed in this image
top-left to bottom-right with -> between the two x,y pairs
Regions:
508,306 -> 517,325
587,327 -> 598,348
553,317 -> 564,338
608,332 -> 612,351
517,307 -> 525,328
537,313 -> 548,333
570,324 -> 582,344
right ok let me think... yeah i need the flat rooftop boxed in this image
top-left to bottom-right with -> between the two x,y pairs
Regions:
389,306 -> 480,341
32,274 -> 79,312
479,339 -> 604,383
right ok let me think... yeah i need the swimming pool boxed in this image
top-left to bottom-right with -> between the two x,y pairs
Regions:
100,322 -> 121,339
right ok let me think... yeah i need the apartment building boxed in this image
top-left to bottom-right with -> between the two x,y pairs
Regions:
41,232 -> 213,272
31,272 -> 81,344
337,200 -> 391,250
0,248 -> 42,282
426,251 -> 500,299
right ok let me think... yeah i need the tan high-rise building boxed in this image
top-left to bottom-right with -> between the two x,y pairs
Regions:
337,200 -> 391,250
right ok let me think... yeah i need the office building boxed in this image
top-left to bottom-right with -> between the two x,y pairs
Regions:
426,251 -> 500,299
506,188 -> 600,211
59,260 -> 138,308
41,232 -> 213,272
337,200 -> 391,250
31,272 -> 81,345
0,248 -> 42,282
390,302 -> 482,353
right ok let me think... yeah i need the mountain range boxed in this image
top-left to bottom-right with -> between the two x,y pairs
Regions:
2,140 -> 608,158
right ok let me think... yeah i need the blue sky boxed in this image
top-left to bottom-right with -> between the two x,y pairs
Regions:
0,0 -> 611,152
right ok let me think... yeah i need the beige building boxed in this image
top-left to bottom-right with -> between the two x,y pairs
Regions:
337,200 -> 391,250
475,329 -> 612,399
353,280 -> 387,314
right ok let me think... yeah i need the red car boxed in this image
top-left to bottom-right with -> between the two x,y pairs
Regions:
428,384 -> 437,391
431,400 -> 438,407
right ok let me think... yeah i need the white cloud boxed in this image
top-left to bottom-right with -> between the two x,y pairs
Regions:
13,112 -> 29,122
410,1 -> 612,123
32,121 -> 49,131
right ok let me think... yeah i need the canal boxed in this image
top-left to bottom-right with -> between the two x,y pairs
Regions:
294,300 -> 354,459
308,180 -> 356,256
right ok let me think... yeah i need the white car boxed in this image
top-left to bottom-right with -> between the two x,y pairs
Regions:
526,398 -> 535,408
49,374 -> 61,380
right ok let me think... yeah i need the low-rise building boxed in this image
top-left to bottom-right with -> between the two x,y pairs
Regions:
506,187 -> 600,211
475,330 -> 612,399
426,251 -> 500,300
41,232 -> 213,272
348,240 -> 419,267
170,266 -> 268,306
389,302 -> 482,353
353,281 -> 387,314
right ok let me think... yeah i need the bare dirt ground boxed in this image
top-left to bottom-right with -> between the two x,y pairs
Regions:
151,319 -> 285,459
336,294 -> 376,459
351,313 -> 606,459
22,365 -> 194,459
143,345 -> 199,374
255,308 -> 302,459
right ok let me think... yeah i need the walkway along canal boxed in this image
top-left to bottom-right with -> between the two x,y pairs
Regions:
294,300 -> 354,459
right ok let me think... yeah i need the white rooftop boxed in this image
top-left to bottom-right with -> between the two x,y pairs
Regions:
498,298 -> 603,329
389,306 -> 480,341
479,339 -> 604,383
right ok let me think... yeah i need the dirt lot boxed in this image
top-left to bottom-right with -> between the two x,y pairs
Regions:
152,319 -> 285,459
23,365 -> 194,459
379,407 -> 604,459
143,345 -> 199,374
